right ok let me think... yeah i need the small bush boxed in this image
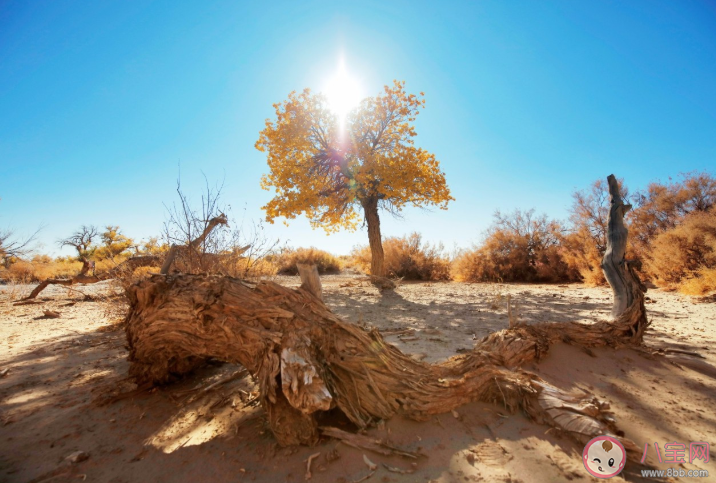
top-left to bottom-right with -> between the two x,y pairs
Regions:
275,248 -> 342,275
225,256 -> 278,279
351,233 -> 451,281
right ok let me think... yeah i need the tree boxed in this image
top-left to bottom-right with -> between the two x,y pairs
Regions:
256,80 -> 453,277
95,226 -> 135,260
59,225 -> 99,261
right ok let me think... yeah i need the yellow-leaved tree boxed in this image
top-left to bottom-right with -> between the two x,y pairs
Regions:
256,80 -> 453,277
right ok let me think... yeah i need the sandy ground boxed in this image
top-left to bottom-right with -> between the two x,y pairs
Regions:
1,276 -> 715,482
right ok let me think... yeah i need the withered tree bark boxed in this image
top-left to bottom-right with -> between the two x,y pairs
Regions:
297,263 -> 322,301
601,174 -> 647,324
123,175 -> 647,456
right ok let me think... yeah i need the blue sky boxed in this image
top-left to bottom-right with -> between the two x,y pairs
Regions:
1,0 -> 715,257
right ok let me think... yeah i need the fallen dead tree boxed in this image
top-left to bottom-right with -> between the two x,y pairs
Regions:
124,175 -> 648,457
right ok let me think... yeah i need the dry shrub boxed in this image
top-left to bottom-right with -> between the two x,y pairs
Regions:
631,171 -> 716,258
451,248 -> 490,283
274,248 -> 342,275
452,210 -> 577,283
560,232 -> 607,285
0,257 -> 82,283
679,268 -> 716,296
351,233 -> 451,281
646,209 -> 716,293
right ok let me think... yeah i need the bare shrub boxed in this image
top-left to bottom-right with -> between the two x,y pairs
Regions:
0,205 -> 41,267
646,209 -> 716,292
162,176 -> 280,279
352,232 -> 451,281
452,210 -> 577,283
222,218 -> 281,280
562,178 -> 629,285
274,247 -> 342,275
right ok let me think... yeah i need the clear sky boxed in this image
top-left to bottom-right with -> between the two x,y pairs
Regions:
1,0 -> 715,257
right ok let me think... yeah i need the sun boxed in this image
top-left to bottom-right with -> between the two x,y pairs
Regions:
323,59 -> 363,122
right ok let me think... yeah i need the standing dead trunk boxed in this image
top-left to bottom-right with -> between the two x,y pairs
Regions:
362,197 -> 385,278
601,175 -> 646,326
297,263 -> 322,301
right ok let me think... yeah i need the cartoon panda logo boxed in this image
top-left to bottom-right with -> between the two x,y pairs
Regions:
583,436 -> 626,479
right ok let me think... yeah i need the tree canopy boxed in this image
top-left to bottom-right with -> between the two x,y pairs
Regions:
256,80 -> 452,229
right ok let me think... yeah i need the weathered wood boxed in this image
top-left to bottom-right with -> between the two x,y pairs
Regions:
123,175 -> 647,456
297,263 -> 322,301
602,175 -> 632,318
106,256 -> 162,278
124,271 -> 645,454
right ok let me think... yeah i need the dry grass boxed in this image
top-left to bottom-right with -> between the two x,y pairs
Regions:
274,247 -> 342,275
351,233 -> 451,281
451,243 -> 576,284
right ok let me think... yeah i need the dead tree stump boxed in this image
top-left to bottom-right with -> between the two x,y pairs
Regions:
123,175 -> 647,455
297,263 -> 322,301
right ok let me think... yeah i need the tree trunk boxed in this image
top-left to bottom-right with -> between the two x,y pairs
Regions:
123,175 -> 647,458
601,174 -> 647,325
297,263 -> 322,301
362,197 -> 385,277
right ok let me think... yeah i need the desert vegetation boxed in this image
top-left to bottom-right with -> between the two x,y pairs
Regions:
273,247 -> 343,275
351,232 -> 451,281
3,171 -> 714,297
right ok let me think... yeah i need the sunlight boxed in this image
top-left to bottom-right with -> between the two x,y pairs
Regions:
323,58 -> 363,122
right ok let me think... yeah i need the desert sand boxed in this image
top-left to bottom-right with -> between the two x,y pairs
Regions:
1,276 -> 715,482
